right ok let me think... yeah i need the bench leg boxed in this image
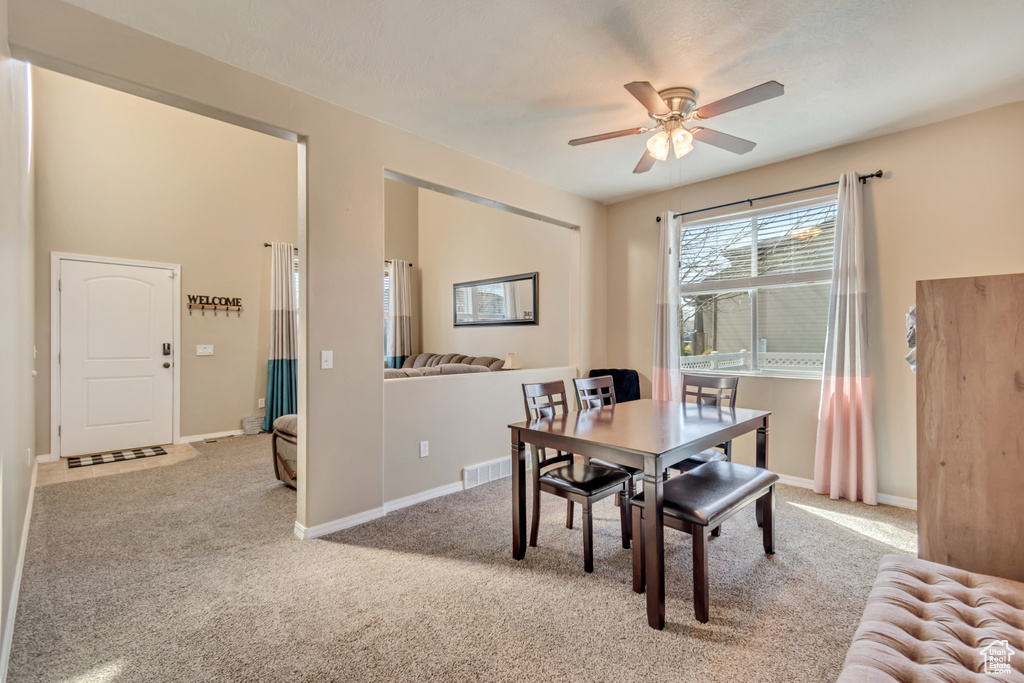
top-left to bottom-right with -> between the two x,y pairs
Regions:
619,488 -> 630,549
762,485 -> 775,554
631,504 -> 644,593
693,527 -> 710,623
582,501 -> 594,573
530,487 -> 541,548
566,500 -> 575,530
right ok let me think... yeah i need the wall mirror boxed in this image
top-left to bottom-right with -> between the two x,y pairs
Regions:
453,272 -> 538,326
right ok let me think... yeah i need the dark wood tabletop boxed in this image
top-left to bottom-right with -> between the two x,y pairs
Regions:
509,398 -> 771,629
509,399 -> 770,467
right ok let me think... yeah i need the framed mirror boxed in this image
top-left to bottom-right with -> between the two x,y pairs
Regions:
453,272 -> 538,326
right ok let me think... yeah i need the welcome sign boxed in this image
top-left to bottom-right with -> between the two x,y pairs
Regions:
187,294 -> 243,316
187,295 -> 242,306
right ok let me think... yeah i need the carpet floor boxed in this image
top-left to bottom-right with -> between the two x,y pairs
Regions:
9,434 -> 916,682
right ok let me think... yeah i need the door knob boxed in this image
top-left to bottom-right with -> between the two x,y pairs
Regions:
163,362 -> 171,368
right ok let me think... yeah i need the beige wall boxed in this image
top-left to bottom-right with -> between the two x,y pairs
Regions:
419,189 -> 573,368
9,0 -> 608,530
384,178 -> 421,356
383,367 -> 576,503
0,43 -> 35,674
31,67 -> 298,452
607,101 -> 1024,501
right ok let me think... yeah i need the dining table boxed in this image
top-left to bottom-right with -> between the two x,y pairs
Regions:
508,398 -> 771,629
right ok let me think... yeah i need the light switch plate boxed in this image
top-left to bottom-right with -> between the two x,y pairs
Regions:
419,441 -> 429,458
321,350 -> 333,369
196,344 -> 214,356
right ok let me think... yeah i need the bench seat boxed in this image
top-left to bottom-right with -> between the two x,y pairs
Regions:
631,460 -> 778,622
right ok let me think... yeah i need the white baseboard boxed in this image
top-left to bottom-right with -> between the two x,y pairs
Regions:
1,458 -> 38,680
178,429 -> 244,444
294,507 -> 385,540
35,453 -> 57,463
775,474 -> 815,490
775,474 -> 917,510
294,481 -> 468,540
877,493 -> 917,510
384,481 -> 463,514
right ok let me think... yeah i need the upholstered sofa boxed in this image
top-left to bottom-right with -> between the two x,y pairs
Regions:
385,352 -> 505,379
838,554 -> 1024,681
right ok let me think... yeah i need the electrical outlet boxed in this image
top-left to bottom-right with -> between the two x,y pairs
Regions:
419,441 -> 429,458
196,344 -> 214,356
321,350 -> 333,369
258,398 -> 265,409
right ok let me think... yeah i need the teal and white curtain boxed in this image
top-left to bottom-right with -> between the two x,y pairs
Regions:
386,260 -> 412,369
262,242 -> 298,430
652,214 -> 681,401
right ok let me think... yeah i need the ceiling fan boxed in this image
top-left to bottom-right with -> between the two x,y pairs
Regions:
568,80 -> 784,173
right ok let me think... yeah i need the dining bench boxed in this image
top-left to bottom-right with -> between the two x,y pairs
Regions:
630,460 -> 778,623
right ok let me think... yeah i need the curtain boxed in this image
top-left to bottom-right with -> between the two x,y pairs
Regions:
262,242 -> 298,431
502,281 -> 521,319
385,260 -> 412,369
652,214 -> 681,401
813,172 -> 877,504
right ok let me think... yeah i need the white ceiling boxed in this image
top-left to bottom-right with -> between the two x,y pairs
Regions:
64,0 -> 1024,204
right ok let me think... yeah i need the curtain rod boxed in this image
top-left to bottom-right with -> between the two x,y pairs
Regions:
385,259 -> 414,266
263,243 -> 298,250
665,170 -> 884,221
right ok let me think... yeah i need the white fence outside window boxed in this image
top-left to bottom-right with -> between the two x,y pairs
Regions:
680,350 -> 823,373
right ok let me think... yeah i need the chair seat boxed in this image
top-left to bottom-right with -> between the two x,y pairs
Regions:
671,448 -> 727,473
631,461 -> 778,527
591,459 -> 643,478
540,463 -> 630,497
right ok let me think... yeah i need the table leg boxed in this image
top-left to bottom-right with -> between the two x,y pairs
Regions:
643,464 -> 665,629
756,417 -> 769,527
511,428 -> 526,560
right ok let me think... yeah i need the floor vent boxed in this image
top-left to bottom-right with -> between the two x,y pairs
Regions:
463,456 -> 522,489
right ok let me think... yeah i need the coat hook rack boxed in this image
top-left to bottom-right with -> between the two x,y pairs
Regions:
188,303 -> 243,317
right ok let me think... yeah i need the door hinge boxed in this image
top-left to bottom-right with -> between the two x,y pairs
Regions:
58,351 -> 61,365
58,279 -> 62,292
58,425 -> 61,437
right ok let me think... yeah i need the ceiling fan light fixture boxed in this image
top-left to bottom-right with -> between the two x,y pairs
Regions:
671,128 -> 694,158
646,130 -> 670,161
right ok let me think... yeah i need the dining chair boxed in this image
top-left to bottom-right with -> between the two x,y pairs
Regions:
673,373 -> 740,473
522,380 -> 631,572
573,376 -> 643,541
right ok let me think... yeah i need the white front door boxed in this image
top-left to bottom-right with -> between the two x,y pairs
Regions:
59,258 -> 175,457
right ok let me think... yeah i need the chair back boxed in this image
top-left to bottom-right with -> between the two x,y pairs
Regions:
573,375 -> 616,411
522,380 -> 570,419
683,374 -> 739,408
522,381 -> 573,471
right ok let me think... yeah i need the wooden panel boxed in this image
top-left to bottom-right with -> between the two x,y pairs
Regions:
917,273 -> 1024,581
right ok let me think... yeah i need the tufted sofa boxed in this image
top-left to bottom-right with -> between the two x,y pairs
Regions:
838,554 -> 1024,681
385,352 -> 505,379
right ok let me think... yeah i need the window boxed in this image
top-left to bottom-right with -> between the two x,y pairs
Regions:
678,199 -> 836,375
383,263 -> 391,357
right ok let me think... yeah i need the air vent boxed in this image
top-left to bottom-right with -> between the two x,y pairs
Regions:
463,455 -> 523,489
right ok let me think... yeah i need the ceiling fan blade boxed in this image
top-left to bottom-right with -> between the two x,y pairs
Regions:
633,150 -> 657,174
624,81 -> 671,116
691,127 -> 757,155
568,127 -> 646,146
693,81 -> 784,120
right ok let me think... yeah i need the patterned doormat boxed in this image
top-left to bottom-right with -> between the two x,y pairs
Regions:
67,446 -> 167,469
